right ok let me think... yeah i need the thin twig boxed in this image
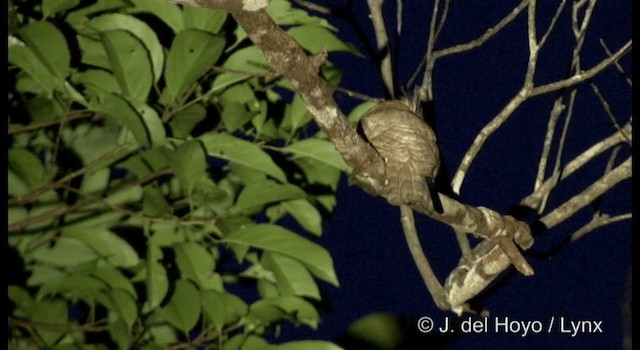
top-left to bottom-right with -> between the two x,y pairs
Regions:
8,169 -> 173,233
366,0 -> 395,96
539,157 -> 631,229
590,83 -> 626,136
522,122 -> 631,208
9,317 -> 110,333
570,213 -> 631,241
599,38 -> 632,87
399,205 -> 450,310
451,39 -> 631,195
530,40 -> 632,96
293,0 -> 330,14
538,0 -> 568,48
534,98 -> 565,193
8,143 -> 136,206
9,111 -> 95,135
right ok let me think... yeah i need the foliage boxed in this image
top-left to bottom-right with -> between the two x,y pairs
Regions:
7,0 -> 354,348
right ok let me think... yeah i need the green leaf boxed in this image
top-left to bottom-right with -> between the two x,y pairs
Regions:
87,13 -> 164,83
165,29 -> 225,101
262,252 -> 320,300
129,0 -> 185,33
98,289 -> 139,327
286,138 -> 351,172
92,267 -> 137,299
66,0 -> 128,27
251,296 -> 320,328
169,103 -> 206,138
77,35 -> 111,70
38,274 -> 108,303
100,30 -> 153,102
174,242 -> 217,289
159,279 -> 201,333
145,260 -> 169,312
267,0 -> 335,28
234,180 -> 306,214
293,157 -> 341,191
223,224 -> 338,286
63,226 -> 140,267
42,0 -> 79,18
138,104 -> 167,146
200,133 -> 286,182
79,168 -> 110,194
30,237 -> 99,267
348,100 -> 378,123
219,83 -> 259,132
288,25 -> 362,56
281,93 -> 312,133
226,334 -> 269,350
143,186 -> 172,217
74,69 -> 122,96
19,21 -> 71,81
8,44 -> 57,94
344,313 -> 405,350
269,341 -> 344,350
212,46 -> 268,92
200,289 -> 248,330
282,199 -> 322,236
229,162 -> 267,185
8,148 -> 49,191
30,299 -> 68,346
183,6 -> 227,34
91,93 -> 161,147
167,139 -> 207,192
25,96 -> 64,123
26,265 -> 67,286
109,318 -> 133,349
8,285 -> 34,315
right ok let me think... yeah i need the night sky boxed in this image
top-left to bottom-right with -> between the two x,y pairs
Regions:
278,1 -> 632,349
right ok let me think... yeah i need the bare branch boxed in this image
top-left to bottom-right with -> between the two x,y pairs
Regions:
418,0 -> 527,101
538,86 -> 577,213
590,83 -> 626,136
538,0 -> 567,48
293,0 -> 331,14
9,111 -> 94,134
8,169 -> 173,233
8,144 -> 136,206
570,213 -> 632,242
451,87 -> 530,194
599,38 -> 632,87
530,40 -> 632,96
534,98 -> 565,192
451,39 -> 630,195
522,122 -> 631,208
539,157 -> 631,229
399,205 -> 450,310
445,157 -> 630,313
367,0 -> 395,96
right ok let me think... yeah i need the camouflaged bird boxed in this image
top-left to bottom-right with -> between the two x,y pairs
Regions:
360,99 -> 440,207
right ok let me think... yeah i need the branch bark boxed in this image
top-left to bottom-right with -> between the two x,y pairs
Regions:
171,0 -> 537,305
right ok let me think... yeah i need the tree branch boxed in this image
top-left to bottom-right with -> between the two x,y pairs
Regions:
445,156 -> 630,313
168,0 -> 545,311
399,205 -> 450,310
367,0 -> 395,96
539,157 -> 631,229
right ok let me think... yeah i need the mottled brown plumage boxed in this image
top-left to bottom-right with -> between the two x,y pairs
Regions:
360,99 -> 440,206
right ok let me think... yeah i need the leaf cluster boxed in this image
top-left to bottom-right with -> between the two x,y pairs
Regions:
7,1 -> 355,348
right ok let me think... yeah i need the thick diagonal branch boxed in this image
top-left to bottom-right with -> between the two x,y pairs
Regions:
444,157 -> 630,313
171,0 -> 538,309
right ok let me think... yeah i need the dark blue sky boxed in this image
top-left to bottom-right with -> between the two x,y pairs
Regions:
281,1 -> 632,349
